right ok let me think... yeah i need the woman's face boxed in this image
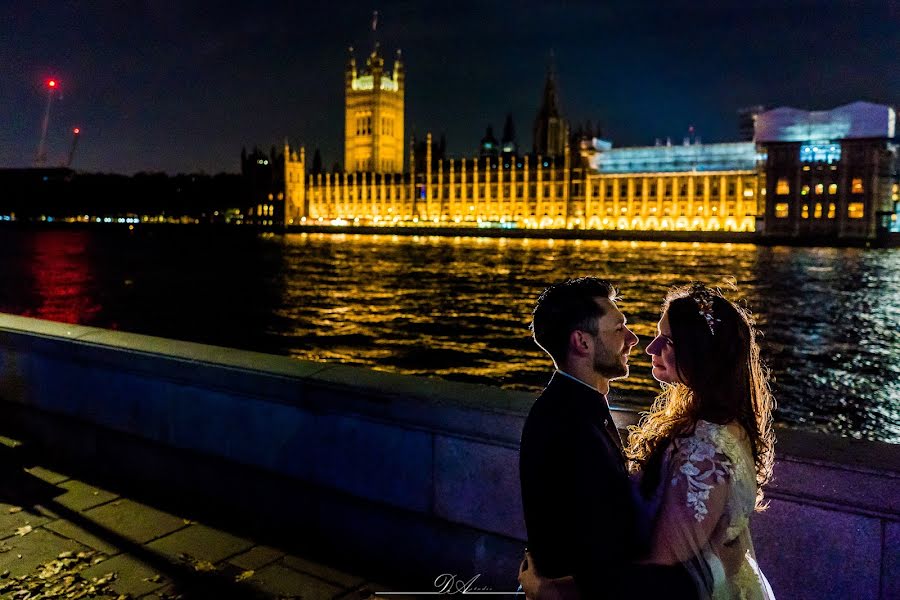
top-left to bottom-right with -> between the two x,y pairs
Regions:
646,312 -> 683,385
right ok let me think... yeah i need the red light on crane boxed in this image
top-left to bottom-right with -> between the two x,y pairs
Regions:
47,79 -> 57,88
73,128 -> 80,135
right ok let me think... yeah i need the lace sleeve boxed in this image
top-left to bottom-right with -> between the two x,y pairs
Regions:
646,424 -> 734,565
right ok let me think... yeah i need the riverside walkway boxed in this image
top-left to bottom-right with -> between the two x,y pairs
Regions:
0,434 -> 390,600
1,314 -> 897,599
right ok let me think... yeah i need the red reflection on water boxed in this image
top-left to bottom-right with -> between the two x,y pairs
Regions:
25,231 -> 101,324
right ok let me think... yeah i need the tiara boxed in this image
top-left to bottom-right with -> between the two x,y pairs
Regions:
693,290 -> 721,335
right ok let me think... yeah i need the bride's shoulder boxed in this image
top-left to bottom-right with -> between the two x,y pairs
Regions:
673,420 -> 749,459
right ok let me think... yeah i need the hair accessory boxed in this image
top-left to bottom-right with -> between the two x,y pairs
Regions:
693,290 -> 721,335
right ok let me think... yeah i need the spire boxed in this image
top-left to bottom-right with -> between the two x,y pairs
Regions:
501,113 -> 517,155
537,63 -> 561,120
346,46 -> 357,83
480,125 -> 499,157
533,54 -> 567,157
393,48 -> 404,84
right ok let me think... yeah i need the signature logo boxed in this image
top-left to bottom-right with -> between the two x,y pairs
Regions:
433,573 -> 493,594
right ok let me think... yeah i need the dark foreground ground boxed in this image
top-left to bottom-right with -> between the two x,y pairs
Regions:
0,433 -> 393,600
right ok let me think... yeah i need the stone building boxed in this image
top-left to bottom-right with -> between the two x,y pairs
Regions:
344,44 -> 404,174
281,42 -> 897,240
755,102 -> 898,240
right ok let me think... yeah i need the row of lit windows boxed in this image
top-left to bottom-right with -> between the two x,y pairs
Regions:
801,183 -> 838,195
776,177 -> 865,195
355,115 -> 372,136
773,202 -> 865,219
299,213 -> 755,232
354,116 -> 398,137
602,181 -> 751,198
304,180 -> 762,205
381,117 -> 395,136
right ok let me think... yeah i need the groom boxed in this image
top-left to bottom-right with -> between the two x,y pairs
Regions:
519,277 -> 696,598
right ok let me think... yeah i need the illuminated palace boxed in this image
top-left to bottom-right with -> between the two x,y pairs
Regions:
279,42 -> 899,241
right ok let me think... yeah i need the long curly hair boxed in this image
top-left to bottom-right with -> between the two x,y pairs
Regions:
625,283 -> 776,509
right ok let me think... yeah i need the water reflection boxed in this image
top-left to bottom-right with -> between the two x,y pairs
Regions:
0,229 -> 896,443
275,234 -> 899,443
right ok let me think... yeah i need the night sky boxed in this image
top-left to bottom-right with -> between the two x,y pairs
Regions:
2,1 -> 897,175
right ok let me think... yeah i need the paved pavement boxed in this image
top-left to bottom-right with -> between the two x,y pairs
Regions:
0,435 -> 393,599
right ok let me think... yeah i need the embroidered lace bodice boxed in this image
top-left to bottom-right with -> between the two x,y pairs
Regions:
637,420 -> 775,600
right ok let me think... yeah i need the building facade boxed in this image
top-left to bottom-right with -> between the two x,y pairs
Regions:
756,102 -> 898,240
241,146 -> 284,226
285,134 -> 760,232
281,47 -> 897,240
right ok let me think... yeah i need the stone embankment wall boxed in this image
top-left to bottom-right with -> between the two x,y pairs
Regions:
0,314 -> 896,598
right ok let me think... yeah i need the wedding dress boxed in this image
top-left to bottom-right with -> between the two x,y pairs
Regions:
640,420 -> 775,600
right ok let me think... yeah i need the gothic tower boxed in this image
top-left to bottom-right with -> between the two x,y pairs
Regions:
533,65 -> 567,158
344,42 -> 405,173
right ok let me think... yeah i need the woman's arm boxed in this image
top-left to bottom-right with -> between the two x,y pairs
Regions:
647,431 -> 733,564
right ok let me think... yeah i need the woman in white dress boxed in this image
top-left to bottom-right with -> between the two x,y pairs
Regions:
519,284 -> 776,599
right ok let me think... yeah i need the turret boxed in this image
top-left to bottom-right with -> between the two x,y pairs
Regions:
344,16 -> 405,174
393,49 -> 404,90
345,46 -> 357,88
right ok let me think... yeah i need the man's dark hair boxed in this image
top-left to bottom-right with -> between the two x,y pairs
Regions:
530,277 -> 618,366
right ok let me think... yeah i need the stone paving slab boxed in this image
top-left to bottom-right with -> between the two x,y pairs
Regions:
249,562 -> 344,599
23,465 -> 69,485
79,553 -> 170,597
0,504 -> 53,540
83,499 -> 188,544
0,527 -> 89,578
228,545 -> 285,571
281,554 -> 366,588
42,516 -> 122,555
146,523 -> 255,564
45,478 -> 119,512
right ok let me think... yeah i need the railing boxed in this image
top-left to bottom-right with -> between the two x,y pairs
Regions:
0,314 -> 897,598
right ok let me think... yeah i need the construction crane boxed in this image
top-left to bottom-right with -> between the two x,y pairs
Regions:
66,127 -> 80,168
34,78 -> 58,166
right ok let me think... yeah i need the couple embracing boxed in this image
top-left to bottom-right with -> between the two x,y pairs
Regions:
518,278 -> 776,599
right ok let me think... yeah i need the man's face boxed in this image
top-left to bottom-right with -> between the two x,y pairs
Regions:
590,297 -> 639,380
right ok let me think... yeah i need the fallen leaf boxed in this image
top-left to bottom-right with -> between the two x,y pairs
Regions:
235,570 -> 254,582
7,507 -> 22,514
57,551 -> 73,559
15,525 -> 32,537
192,560 -> 216,573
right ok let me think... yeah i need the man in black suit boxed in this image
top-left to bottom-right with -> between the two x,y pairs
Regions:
518,277 -> 697,599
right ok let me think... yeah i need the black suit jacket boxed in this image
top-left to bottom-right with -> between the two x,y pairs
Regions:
520,373 -> 699,599
520,372 -> 635,597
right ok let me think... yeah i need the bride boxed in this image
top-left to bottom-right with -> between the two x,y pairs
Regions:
520,284 -> 776,599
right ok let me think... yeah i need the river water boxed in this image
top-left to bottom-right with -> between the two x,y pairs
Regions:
1,227 -> 897,443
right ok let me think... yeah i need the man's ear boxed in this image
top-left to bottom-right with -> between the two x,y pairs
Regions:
569,329 -> 591,357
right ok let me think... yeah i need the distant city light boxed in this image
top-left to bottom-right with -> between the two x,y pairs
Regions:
73,128 -> 80,134
47,79 -> 57,88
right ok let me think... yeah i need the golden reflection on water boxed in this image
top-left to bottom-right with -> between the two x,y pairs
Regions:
272,233 -> 900,443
